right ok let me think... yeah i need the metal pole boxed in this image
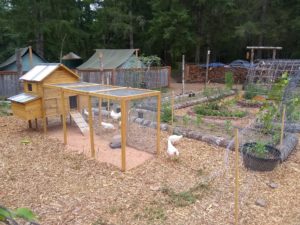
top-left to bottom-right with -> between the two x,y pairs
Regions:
205,49 -> 210,89
182,54 -> 185,95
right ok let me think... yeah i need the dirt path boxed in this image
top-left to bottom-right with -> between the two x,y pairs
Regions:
0,116 -> 299,225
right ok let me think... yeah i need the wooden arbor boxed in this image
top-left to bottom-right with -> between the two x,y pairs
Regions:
43,82 -> 161,171
246,46 -> 282,64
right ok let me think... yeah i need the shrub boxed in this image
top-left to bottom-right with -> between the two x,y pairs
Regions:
161,103 -> 172,123
225,72 -> 234,90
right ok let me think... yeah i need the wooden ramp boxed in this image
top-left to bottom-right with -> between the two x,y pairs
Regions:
69,110 -> 89,135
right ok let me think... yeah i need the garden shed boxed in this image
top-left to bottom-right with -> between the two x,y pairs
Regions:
62,52 -> 83,69
0,46 -> 47,97
0,46 -> 46,72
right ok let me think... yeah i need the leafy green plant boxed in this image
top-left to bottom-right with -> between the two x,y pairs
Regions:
258,103 -> 279,134
161,103 -> 172,123
254,141 -> 267,157
244,84 -> 268,100
225,72 -> 234,90
0,101 -> 11,116
195,114 -> 203,126
182,115 -> 190,126
194,102 -> 246,118
224,120 -> 233,134
268,72 -> 289,102
0,205 -> 39,225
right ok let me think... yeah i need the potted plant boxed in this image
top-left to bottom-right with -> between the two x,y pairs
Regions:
241,141 -> 281,171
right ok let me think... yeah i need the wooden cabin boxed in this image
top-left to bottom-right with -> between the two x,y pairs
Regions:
8,64 -> 81,127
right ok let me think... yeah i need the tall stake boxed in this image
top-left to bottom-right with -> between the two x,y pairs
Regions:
234,128 -> 239,225
88,96 -> 95,158
171,91 -> 175,127
205,49 -> 210,89
182,54 -> 185,94
280,105 -> 286,146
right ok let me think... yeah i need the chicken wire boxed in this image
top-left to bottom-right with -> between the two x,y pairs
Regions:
245,59 -> 300,97
127,96 -> 158,153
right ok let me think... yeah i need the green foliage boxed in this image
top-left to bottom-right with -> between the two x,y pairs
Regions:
195,114 -> 203,126
0,101 -> 10,116
268,72 -> 289,102
258,103 -> 279,134
182,115 -> 190,126
0,205 -> 38,225
225,72 -> 234,90
244,84 -> 268,100
194,102 -> 246,118
161,103 -> 172,123
254,142 -> 267,157
224,120 -> 233,134
139,55 -> 161,67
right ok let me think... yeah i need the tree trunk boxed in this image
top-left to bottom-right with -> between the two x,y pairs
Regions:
129,10 -> 134,49
257,0 -> 268,59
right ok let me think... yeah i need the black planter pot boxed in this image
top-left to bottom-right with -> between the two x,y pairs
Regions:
242,142 -> 281,171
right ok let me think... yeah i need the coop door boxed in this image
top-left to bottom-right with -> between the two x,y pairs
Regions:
69,96 -> 78,109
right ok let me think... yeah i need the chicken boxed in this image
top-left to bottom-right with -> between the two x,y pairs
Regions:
101,122 -> 115,129
168,135 -> 183,145
167,140 -> 179,156
83,108 -> 94,117
110,110 -> 121,120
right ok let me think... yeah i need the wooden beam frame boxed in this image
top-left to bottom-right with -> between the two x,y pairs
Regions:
156,93 -> 161,155
88,96 -> 95,157
121,99 -> 127,171
60,90 -> 67,144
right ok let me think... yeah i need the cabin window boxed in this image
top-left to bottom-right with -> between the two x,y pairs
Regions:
27,83 -> 33,91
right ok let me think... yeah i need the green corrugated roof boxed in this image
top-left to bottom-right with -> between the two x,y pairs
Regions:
0,47 -> 28,69
77,49 -> 138,70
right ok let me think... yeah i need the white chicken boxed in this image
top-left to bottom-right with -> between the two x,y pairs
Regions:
110,110 -> 121,120
83,108 -> 94,117
167,140 -> 179,157
101,121 -> 115,130
168,135 -> 183,145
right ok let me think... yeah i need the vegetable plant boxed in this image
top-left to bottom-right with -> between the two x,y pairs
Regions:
0,205 -> 39,225
225,72 -> 234,90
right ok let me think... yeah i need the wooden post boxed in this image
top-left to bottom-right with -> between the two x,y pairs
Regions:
280,105 -> 286,146
98,98 -> 102,127
182,55 -> 185,94
234,128 -> 239,225
171,91 -> 174,127
156,94 -> 161,155
28,120 -> 32,129
35,118 -> 38,130
29,46 -> 33,68
250,48 -> 254,64
61,90 -> 67,144
121,99 -> 127,171
272,49 -> 276,60
42,88 -> 47,134
107,99 -> 110,112
88,96 -> 95,158
205,49 -> 210,89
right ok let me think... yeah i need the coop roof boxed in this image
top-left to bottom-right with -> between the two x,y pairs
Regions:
8,92 -> 40,103
77,49 -> 141,70
20,63 -> 79,82
62,52 -> 81,60
44,82 -> 159,100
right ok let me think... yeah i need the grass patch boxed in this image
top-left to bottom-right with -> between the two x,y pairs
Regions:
92,217 -> 113,225
134,204 -> 166,222
0,101 -> 11,116
161,182 -> 210,207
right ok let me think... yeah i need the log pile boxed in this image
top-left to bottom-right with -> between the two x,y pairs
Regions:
185,64 -> 248,84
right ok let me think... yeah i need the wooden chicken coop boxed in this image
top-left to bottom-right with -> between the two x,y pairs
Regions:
9,63 -> 161,171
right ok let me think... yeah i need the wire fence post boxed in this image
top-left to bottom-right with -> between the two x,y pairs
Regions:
234,128 -> 239,225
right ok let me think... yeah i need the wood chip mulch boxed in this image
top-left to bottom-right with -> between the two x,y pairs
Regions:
0,116 -> 299,225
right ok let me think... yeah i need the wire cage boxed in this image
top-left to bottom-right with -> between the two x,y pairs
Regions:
244,59 -> 300,98
42,82 -> 161,171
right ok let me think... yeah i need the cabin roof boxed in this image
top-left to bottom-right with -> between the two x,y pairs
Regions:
8,92 -> 40,103
20,63 -> 79,82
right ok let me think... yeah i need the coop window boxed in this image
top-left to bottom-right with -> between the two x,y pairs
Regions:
27,83 -> 33,91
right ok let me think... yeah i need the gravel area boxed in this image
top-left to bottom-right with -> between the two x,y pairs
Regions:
0,116 -> 300,225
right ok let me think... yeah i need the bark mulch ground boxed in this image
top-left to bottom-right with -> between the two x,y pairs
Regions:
0,116 -> 299,225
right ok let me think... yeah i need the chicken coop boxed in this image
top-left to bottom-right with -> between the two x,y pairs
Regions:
9,64 -> 161,171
